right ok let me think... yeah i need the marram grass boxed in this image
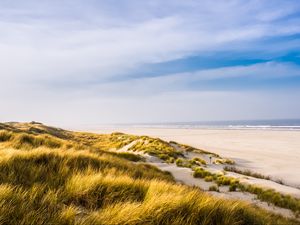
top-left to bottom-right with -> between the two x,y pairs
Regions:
0,122 -> 298,225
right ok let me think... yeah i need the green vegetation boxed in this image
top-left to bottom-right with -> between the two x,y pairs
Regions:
239,184 -> 300,216
224,166 -> 271,180
192,167 -> 239,187
216,176 -> 239,186
175,157 -> 207,169
88,132 -> 138,151
209,185 -> 219,192
214,158 -> 235,165
192,165 -> 300,215
193,167 -> 213,178
204,176 -> 213,182
190,157 -> 207,165
129,136 -> 183,161
0,122 -> 298,224
229,183 -> 238,192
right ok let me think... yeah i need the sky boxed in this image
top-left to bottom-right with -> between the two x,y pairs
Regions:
0,0 -> 300,126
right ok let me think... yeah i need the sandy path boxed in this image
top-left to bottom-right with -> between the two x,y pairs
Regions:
98,127 -> 300,187
112,141 -> 299,219
141,152 -> 297,219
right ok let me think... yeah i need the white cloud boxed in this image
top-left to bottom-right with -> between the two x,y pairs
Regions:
0,0 -> 299,83
72,62 -> 300,97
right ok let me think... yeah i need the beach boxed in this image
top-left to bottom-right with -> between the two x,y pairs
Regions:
96,127 -> 300,187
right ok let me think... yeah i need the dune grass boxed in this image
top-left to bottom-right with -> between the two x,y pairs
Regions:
129,136 -> 183,161
214,158 -> 235,165
209,185 -> 219,192
192,166 -> 300,215
0,130 -> 13,142
239,184 -> 300,216
0,122 -> 298,224
176,157 -> 207,169
224,166 -> 271,180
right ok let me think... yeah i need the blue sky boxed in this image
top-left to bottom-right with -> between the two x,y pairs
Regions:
0,0 -> 300,126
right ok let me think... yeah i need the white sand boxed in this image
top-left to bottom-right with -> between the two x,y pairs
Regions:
97,127 -> 300,187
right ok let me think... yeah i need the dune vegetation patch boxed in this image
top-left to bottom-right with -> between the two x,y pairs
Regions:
129,136 -> 184,161
192,166 -> 300,216
224,166 -> 271,180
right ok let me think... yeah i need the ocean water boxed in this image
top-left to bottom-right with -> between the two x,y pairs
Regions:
123,119 -> 300,130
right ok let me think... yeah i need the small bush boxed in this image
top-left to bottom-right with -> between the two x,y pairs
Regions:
175,158 -> 183,167
224,159 -> 235,165
216,176 -> 238,186
214,158 -> 235,165
190,157 -> 206,165
166,157 -> 175,164
158,154 -> 169,161
175,158 -> 192,168
193,167 -> 212,178
209,185 -> 219,192
229,183 -> 237,192
204,176 -> 213,182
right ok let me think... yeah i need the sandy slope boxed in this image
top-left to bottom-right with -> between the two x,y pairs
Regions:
116,143 -> 298,219
96,127 -> 300,187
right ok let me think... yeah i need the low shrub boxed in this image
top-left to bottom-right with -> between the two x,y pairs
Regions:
229,183 -> 237,192
214,158 -> 235,165
158,153 -> 170,161
193,167 -> 212,178
175,158 -> 183,167
209,185 -> 219,192
204,176 -> 213,182
175,158 -> 192,168
166,157 -> 175,164
190,157 -> 206,165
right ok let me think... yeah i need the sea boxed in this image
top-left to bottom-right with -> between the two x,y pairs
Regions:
72,119 -> 300,131
109,119 -> 300,131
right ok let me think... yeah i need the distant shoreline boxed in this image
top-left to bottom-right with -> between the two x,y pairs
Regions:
69,118 -> 300,132
72,125 -> 300,132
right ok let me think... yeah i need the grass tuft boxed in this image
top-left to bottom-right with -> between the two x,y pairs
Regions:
224,166 -> 271,180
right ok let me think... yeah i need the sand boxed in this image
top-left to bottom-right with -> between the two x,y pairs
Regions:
96,127 -> 300,187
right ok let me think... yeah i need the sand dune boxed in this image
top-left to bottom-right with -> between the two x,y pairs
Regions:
97,127 -> 300,187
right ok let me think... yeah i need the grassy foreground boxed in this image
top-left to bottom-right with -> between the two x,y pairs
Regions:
0,122 -> 298,225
